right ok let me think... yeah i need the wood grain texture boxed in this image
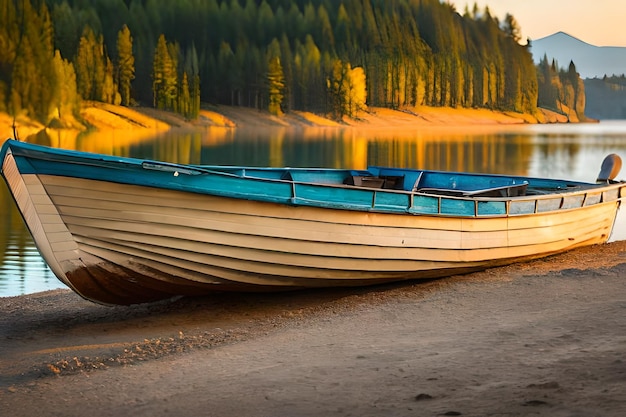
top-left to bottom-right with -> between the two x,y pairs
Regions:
6,172 -> 616,304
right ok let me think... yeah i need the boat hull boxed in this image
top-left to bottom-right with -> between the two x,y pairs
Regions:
2,149 -> 621,304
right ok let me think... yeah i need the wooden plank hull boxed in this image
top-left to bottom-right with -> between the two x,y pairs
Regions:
2,146 -> 622,305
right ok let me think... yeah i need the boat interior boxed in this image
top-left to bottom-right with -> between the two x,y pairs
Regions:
207,165 -> 590,199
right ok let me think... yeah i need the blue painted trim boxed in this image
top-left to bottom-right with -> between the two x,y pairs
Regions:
0,140 -> 612,218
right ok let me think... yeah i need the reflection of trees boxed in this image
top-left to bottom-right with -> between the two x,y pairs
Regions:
27,126 -> 621,179
365,133 -> 533,175
0,183 -> 30,269
0,182 -> 57,294
0,183 -> 11,268
529,133 -> 623,180
533,139 -> 582,179
25,126 -> 535,174
143,128 -> 534,174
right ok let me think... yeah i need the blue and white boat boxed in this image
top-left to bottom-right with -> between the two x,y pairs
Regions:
1,139 -> 624,305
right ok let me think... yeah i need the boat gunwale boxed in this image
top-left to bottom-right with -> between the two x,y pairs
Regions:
2,139 -> 625,219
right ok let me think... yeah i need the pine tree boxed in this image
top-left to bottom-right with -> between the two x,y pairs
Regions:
179,71 -> 191,118
51,1 -> 80,60
184,44 -> 201,119
35,1 -> 55,120
279,34 -> 294,112
267,56 -> 285,116
103,55 -> 118,104
299,35 -> 322,111
347,66 -> 367,117
3,0 -> 57,122
217,41 -> 235,105
116,24 -> 135,106
75,26 -> 108,102
152,34 -> 177,110
327,59 -> 348,119
10,36 -> 32,119
51,50 -> 79,121
317,4 -> 334,51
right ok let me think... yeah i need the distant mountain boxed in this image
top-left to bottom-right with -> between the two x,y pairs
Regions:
531,32 -> 626,79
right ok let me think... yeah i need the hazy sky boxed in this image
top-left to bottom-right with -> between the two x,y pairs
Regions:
450,0 -> 626,46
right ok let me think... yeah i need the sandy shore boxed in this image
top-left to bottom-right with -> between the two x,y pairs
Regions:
1,102 -> 572,141
1,241 -> 625,416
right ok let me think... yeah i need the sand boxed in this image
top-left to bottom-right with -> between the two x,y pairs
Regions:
1,241 -> 625,417
2,102 -> 571,141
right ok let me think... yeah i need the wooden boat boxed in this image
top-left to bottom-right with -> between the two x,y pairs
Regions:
2,139 -> 625,305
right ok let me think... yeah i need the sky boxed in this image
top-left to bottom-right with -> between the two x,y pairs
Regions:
450,0 -> 626,47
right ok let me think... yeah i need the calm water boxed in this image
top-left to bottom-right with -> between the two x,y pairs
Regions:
3,121 -> 626,297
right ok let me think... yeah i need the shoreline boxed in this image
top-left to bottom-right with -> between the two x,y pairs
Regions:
1,103 -> 580,141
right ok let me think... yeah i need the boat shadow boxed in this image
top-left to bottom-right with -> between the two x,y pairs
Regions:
0,278 -> 447,385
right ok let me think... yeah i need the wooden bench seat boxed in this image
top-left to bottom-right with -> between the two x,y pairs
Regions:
416,182 -> 528,197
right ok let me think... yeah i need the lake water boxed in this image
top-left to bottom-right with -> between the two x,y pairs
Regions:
3,121 -> 626,297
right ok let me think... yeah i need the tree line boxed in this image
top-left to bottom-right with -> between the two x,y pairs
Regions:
536,55 -> 586,121
0,0 -> 584,127
583,75 -> 626,120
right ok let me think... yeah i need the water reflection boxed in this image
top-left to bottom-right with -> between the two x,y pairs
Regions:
130,126 -> 538,174
0,181 -> 58,296
3,122 -> 626,296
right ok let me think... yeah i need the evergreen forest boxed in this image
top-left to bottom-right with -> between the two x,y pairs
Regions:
584,75 -> 626,120
0,0 -> 586,127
